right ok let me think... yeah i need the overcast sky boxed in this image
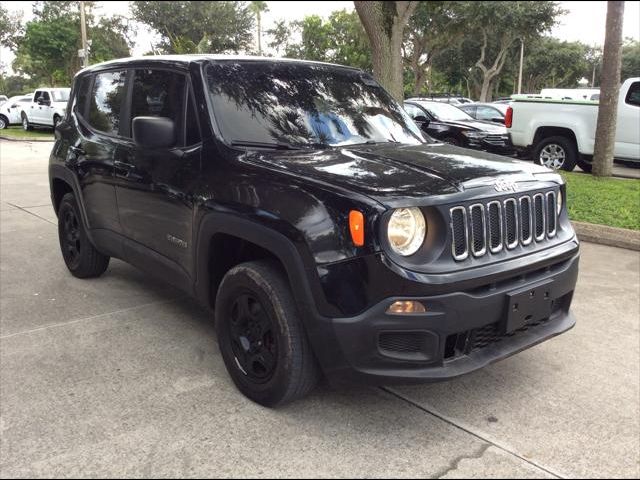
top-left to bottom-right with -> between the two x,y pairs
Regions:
1,1 -> 639,72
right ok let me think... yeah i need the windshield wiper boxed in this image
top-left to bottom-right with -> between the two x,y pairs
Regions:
230,140 -> 303,151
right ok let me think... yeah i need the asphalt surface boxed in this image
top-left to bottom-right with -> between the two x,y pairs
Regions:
1,140 -> 639,478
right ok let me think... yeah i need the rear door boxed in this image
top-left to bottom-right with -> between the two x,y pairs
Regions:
70,70 -> 128,234
28,91 -> 41,123
113,68 -> 201,278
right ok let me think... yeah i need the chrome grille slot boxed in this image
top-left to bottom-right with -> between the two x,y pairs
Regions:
469,204 -> 486,257
487,201 -> 503,253
546,191 -> 557,237
504,198 -> 518,249
450,207 -> 469,261
449,189 -> 560,261
533,193 -> 545,241
520,196 -> 532,245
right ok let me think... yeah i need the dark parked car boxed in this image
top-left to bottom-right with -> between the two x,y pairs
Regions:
404,99 -> 513,154
459,102 -> 509,124
50,56 -> 579,406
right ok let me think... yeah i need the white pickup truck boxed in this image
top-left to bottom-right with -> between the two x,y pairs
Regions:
20,87 -> 70,131
507,78 -> 640,171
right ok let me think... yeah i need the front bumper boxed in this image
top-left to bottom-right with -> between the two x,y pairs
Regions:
312,250 -> 579,385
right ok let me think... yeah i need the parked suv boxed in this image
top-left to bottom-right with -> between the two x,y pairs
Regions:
21,87 -> 70,130
50,56 -> 579,406
0,94 -> 33,129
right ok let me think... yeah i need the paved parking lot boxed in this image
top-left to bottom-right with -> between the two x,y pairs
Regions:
1,140 -> 639,478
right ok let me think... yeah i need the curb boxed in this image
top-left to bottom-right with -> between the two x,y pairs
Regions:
0,136 -> 54,143
572,221 -> 640,251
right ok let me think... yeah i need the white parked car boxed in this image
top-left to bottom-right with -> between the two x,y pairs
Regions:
20,88 -> 71,130
508,78 -> 640,171
0,95 -> 34,129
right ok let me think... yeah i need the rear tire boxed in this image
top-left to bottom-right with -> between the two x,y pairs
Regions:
533,136 -> 577,171
21,113 -> 32,131
58,193 -> 110,278
215,260 -> 320,407
577,156 -> 593,173
53,114 -> 61,129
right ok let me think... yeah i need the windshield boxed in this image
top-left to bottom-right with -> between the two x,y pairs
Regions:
205,61 -> 425,148
418,102 -> 473,122
51,89 -> 70,102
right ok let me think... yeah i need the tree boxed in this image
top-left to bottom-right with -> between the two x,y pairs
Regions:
354,1 -> 418,101
0,3 -> 22,50
462,1 -> 561,101
593,1 -> 625,178
267,11 -> 371,71
403,1 -> 465,96
249,1 -> 268,55
621,38 -> 640,80
11,1 -> 131,86
521,37 -> 590,93
130,1 -> 254,54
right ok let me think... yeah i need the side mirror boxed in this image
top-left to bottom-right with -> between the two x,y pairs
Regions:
37,97 -> 45,105
414,115 -> 429,126
132,116 -> 176,149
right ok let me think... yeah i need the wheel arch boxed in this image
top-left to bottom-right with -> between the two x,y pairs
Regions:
194,213 -> 326,323
533,127 -> 578,150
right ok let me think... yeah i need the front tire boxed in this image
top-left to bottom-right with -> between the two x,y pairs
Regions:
533,136 -> 577,171
442,136 -> 462,147
215,260 -> 320,407
58,193 -> 110,278
0,115 -> 7,129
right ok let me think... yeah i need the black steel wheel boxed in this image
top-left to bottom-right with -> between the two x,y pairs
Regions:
57,193 -> 110,278
216,260 -> 320,407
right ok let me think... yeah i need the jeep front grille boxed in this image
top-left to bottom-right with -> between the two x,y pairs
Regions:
449,190 -> 560,261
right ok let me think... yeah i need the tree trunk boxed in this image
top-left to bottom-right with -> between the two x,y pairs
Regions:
593,1 -> 625,177
355,1 -> 418,102
257,12 -> 262,55
479,74 -> 493,102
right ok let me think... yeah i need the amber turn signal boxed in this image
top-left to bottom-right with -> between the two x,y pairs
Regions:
349,210 -> 365,247
386,300 -> 427,314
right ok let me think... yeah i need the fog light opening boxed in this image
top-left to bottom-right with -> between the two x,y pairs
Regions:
386,300 -> 426,315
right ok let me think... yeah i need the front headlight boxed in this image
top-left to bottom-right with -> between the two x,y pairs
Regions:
557,190 -> 563,214
461,130 -> 487,139
387,207 -> 426,256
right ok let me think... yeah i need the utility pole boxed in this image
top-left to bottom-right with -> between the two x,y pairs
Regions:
79,1 -> 89,68
517,38 -> 524,94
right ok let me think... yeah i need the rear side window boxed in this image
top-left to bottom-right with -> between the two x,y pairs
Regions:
88,71 -> 127,135
625,82 -> 640,107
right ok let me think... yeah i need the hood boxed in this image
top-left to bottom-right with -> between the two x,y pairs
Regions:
433,119 -> 507,133
249,142 -> 553,206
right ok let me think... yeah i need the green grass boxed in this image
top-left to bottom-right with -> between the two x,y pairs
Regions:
0,125 -> 54,141
561,171 -> 640,230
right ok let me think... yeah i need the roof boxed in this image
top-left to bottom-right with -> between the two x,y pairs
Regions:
77,54 -> 362,76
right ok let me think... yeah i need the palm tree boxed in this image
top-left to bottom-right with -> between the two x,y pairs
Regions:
249,1 -> 269,56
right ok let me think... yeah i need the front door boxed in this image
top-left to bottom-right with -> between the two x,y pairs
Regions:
114,68 -> 201,278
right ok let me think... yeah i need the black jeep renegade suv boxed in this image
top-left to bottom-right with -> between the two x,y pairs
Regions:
49,56 -> 579,406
